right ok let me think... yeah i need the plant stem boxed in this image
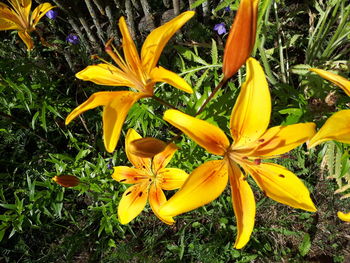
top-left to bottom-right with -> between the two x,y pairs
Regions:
152,95 -> 178,110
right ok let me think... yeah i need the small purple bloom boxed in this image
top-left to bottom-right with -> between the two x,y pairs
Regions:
224,6 -> 231,12
214,23 -> 227,35
66,33 -> 79,45
46,9 -> 58,20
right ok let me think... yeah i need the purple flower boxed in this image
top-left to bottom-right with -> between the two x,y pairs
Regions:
46,9 -> 58,20
214,23 -> 227,35
224,6 -> 231,12
66,33 -> 79,45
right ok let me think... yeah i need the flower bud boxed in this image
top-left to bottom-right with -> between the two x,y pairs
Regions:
52,175 -> 80,187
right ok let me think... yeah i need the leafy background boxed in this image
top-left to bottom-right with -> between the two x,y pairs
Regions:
1,0 -> 350,262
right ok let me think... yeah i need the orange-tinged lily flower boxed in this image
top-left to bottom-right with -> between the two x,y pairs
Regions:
161,58 -> 317,249
0,0 -> 54,50
112,129 -> 189,224
308,68 -> 350,148
52,175 -> 80,187
65,11 -> 194,153
223,0 -> 259,80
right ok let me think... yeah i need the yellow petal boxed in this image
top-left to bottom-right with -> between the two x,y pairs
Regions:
152,143 -> 178,172
230,58 -> 271,148
308,110 -> 350,148
118,16 -> 142,75
9,0 -> 32,19
0,3 -> 22,30
249,163 -> 317,212
159,160 -> 228,217
250,123 -> 316,158
157,168 -> 189,190
227,160 -> 255,249
75,63 -> 135,88
125,129 -> 152,171
223,0 -> 258,79
337,211 -> 350,222
18,30 -> 33,50
30,3 -> 55,27
103,92 -> 147,152
310,68 -> 350,97
148,183 -> 175,225
141,11 -> 195,73
118,183 -> 149,224
112,166 -> 150,184
129,137 -> 167,158
163,109 -> 230,155
150,66 -> 193,94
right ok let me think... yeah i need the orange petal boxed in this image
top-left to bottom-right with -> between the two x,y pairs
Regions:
18,30 -> 34,50
249,123 -> 316,158
249,163 -> 317,212
118,17 -> 142,75
0,3 -> 22,30
230,58 -> 271,148
52,175 -> 80,187
152,143 -> 178,173
310,68 -> 350,97
308,110 -> 350,148
227,160 -> 255,249
31,3 -> 55,27
112,166 -> 150,184
148,183 -> 175,225
223,0 -> 259,79
125,129 -> 152,171
129,137 -> 167,158
157,168 -> 189,190
159,160 -> 228,217
163,109 -> 230,155
141,11 -> 195,73
8,0 -> 32,19
75,64 -> 135,88
118,183 -> 149,224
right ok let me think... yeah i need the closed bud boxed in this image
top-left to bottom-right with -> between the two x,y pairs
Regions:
129,137 -> 167,158
52,175 -> 80,187
223,0 -> 259,80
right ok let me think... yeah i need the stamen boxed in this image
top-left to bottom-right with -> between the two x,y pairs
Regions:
259,139 -> 265,143
254,159 -> 261,165
120,179 -> 127,182
138,192 -> 143,197
278,174 -> 285,178
242,156 -> 248,160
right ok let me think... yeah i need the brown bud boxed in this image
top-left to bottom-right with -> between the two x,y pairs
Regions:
52,175 -> 80,187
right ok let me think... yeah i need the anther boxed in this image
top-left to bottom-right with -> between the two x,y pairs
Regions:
139,192 -> 143,197
242,156 -> 248,160
120,179 -> 127,182
259,139 -> 265,143
254,159 -> 261,165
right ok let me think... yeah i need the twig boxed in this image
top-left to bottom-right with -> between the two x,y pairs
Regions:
140,0 -> 155,30
172,0 -> 180,15
85,0 -> 105,44
125,0 -> 137,39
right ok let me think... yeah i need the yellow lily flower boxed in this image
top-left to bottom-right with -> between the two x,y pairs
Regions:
337,211 -> 350,222
66,11 -> 194,153
308,68 -> 350,148
161,58 -> 317,249
112,129 -> 189,225
223,0 -> 259,80
0,0 -> 54,50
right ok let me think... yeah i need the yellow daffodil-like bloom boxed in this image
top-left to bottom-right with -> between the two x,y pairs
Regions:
308,68 -> 350,148
112,129 -> 189,224
0,0 -> 54,50
160,58 -> 317,249
65,12 -> 194,153
307,68 -> 350,222
223,0 -> 259,80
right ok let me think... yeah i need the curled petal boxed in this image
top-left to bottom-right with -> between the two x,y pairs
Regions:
125,129 -> 152,171
149,183 -> 175,225
31,3 -> 55,27
223,0 -> 258,79
75,64 -> 135,88
337,211 -> 350,222
249,123 -> 316,158
310,68 -> 350,97
227,160 -> 255,249
159,160 -> 228,217
18,30 -> 34,50
157,168 -> 189,190
9,0 -> 32,18
250,163 -> 317,212
308,110 -> 350,148
150,66 -> 193,94
129,137 -> 167,158
163,109 -> 230,156
153,143 -> 178,172
112,166 -> 150,184
118,183 -> 149,224
141,11 -> 195,73
52,175 -> 80,187
0,3 -> 22,30
230,58 -> 271,148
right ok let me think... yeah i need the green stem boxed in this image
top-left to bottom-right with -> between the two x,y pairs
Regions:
152,95 -> 179,110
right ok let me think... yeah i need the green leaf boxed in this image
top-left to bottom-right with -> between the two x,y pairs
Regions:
298,233 -> 311,256
211,39 -> 218,65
